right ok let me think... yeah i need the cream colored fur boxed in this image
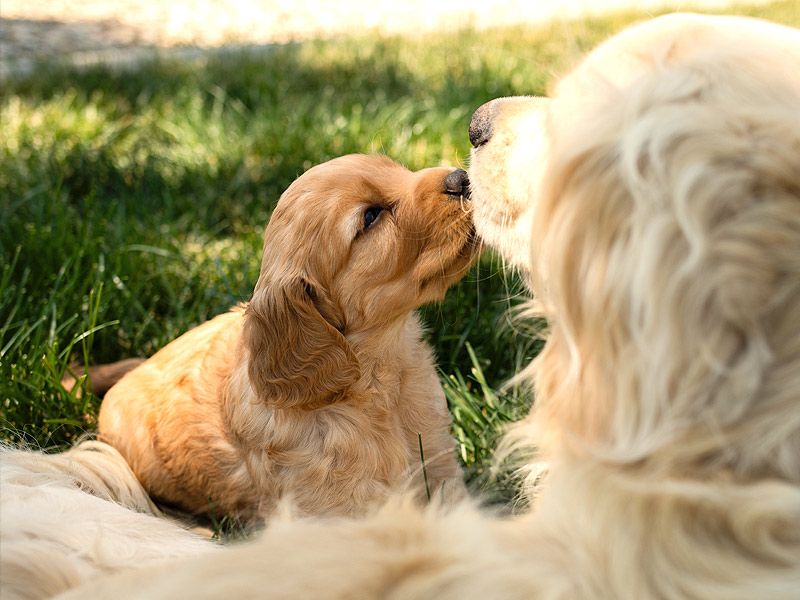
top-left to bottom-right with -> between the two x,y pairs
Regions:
468,95 -> 549,272
0,442 -> 214,600
477,12 -> 800,597
7,12 -> 800,600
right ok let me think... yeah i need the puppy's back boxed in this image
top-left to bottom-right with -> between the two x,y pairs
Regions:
98,309 -> 247,513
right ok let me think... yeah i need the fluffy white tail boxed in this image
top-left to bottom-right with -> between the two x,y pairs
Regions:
0,441 -> 216,600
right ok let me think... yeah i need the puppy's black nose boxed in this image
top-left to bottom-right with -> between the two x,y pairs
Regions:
469,101 -> 493,148
444,169 -> 469,195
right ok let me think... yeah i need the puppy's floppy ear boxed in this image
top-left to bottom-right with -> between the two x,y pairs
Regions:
243,278 -> 360,410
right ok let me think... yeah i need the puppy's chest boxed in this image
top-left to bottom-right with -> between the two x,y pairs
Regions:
275,392 -> 406,460
240,388 -> 408,478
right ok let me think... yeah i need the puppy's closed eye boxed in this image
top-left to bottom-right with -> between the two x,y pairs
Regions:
362,205 -> 385,231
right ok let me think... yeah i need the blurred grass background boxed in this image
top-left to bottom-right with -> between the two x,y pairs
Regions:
2,1 -> 797,508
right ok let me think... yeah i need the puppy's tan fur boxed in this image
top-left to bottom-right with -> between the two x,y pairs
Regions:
98,154 -> 476,522
9,13 -> 800,600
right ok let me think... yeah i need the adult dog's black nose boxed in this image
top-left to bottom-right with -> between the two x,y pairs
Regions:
469,101 -> 493,148
444,169 -> 469,196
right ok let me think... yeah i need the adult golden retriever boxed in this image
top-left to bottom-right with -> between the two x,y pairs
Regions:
9,12 -> 800,600
97,154 -> 476,523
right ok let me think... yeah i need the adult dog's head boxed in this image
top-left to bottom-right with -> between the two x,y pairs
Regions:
244,154 -> 478,409
470,14 -> 800,471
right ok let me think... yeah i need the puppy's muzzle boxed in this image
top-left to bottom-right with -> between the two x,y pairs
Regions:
444,168 -> 470,197
469,100 -> 495,148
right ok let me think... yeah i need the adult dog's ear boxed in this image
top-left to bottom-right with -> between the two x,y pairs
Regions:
243,278 -> 360,410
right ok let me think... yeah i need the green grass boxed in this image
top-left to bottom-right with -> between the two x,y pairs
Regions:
2,1 -> 798,510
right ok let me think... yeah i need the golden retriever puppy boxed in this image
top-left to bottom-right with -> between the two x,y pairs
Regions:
97,154 -> 476,524
49,13 -> 800,600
